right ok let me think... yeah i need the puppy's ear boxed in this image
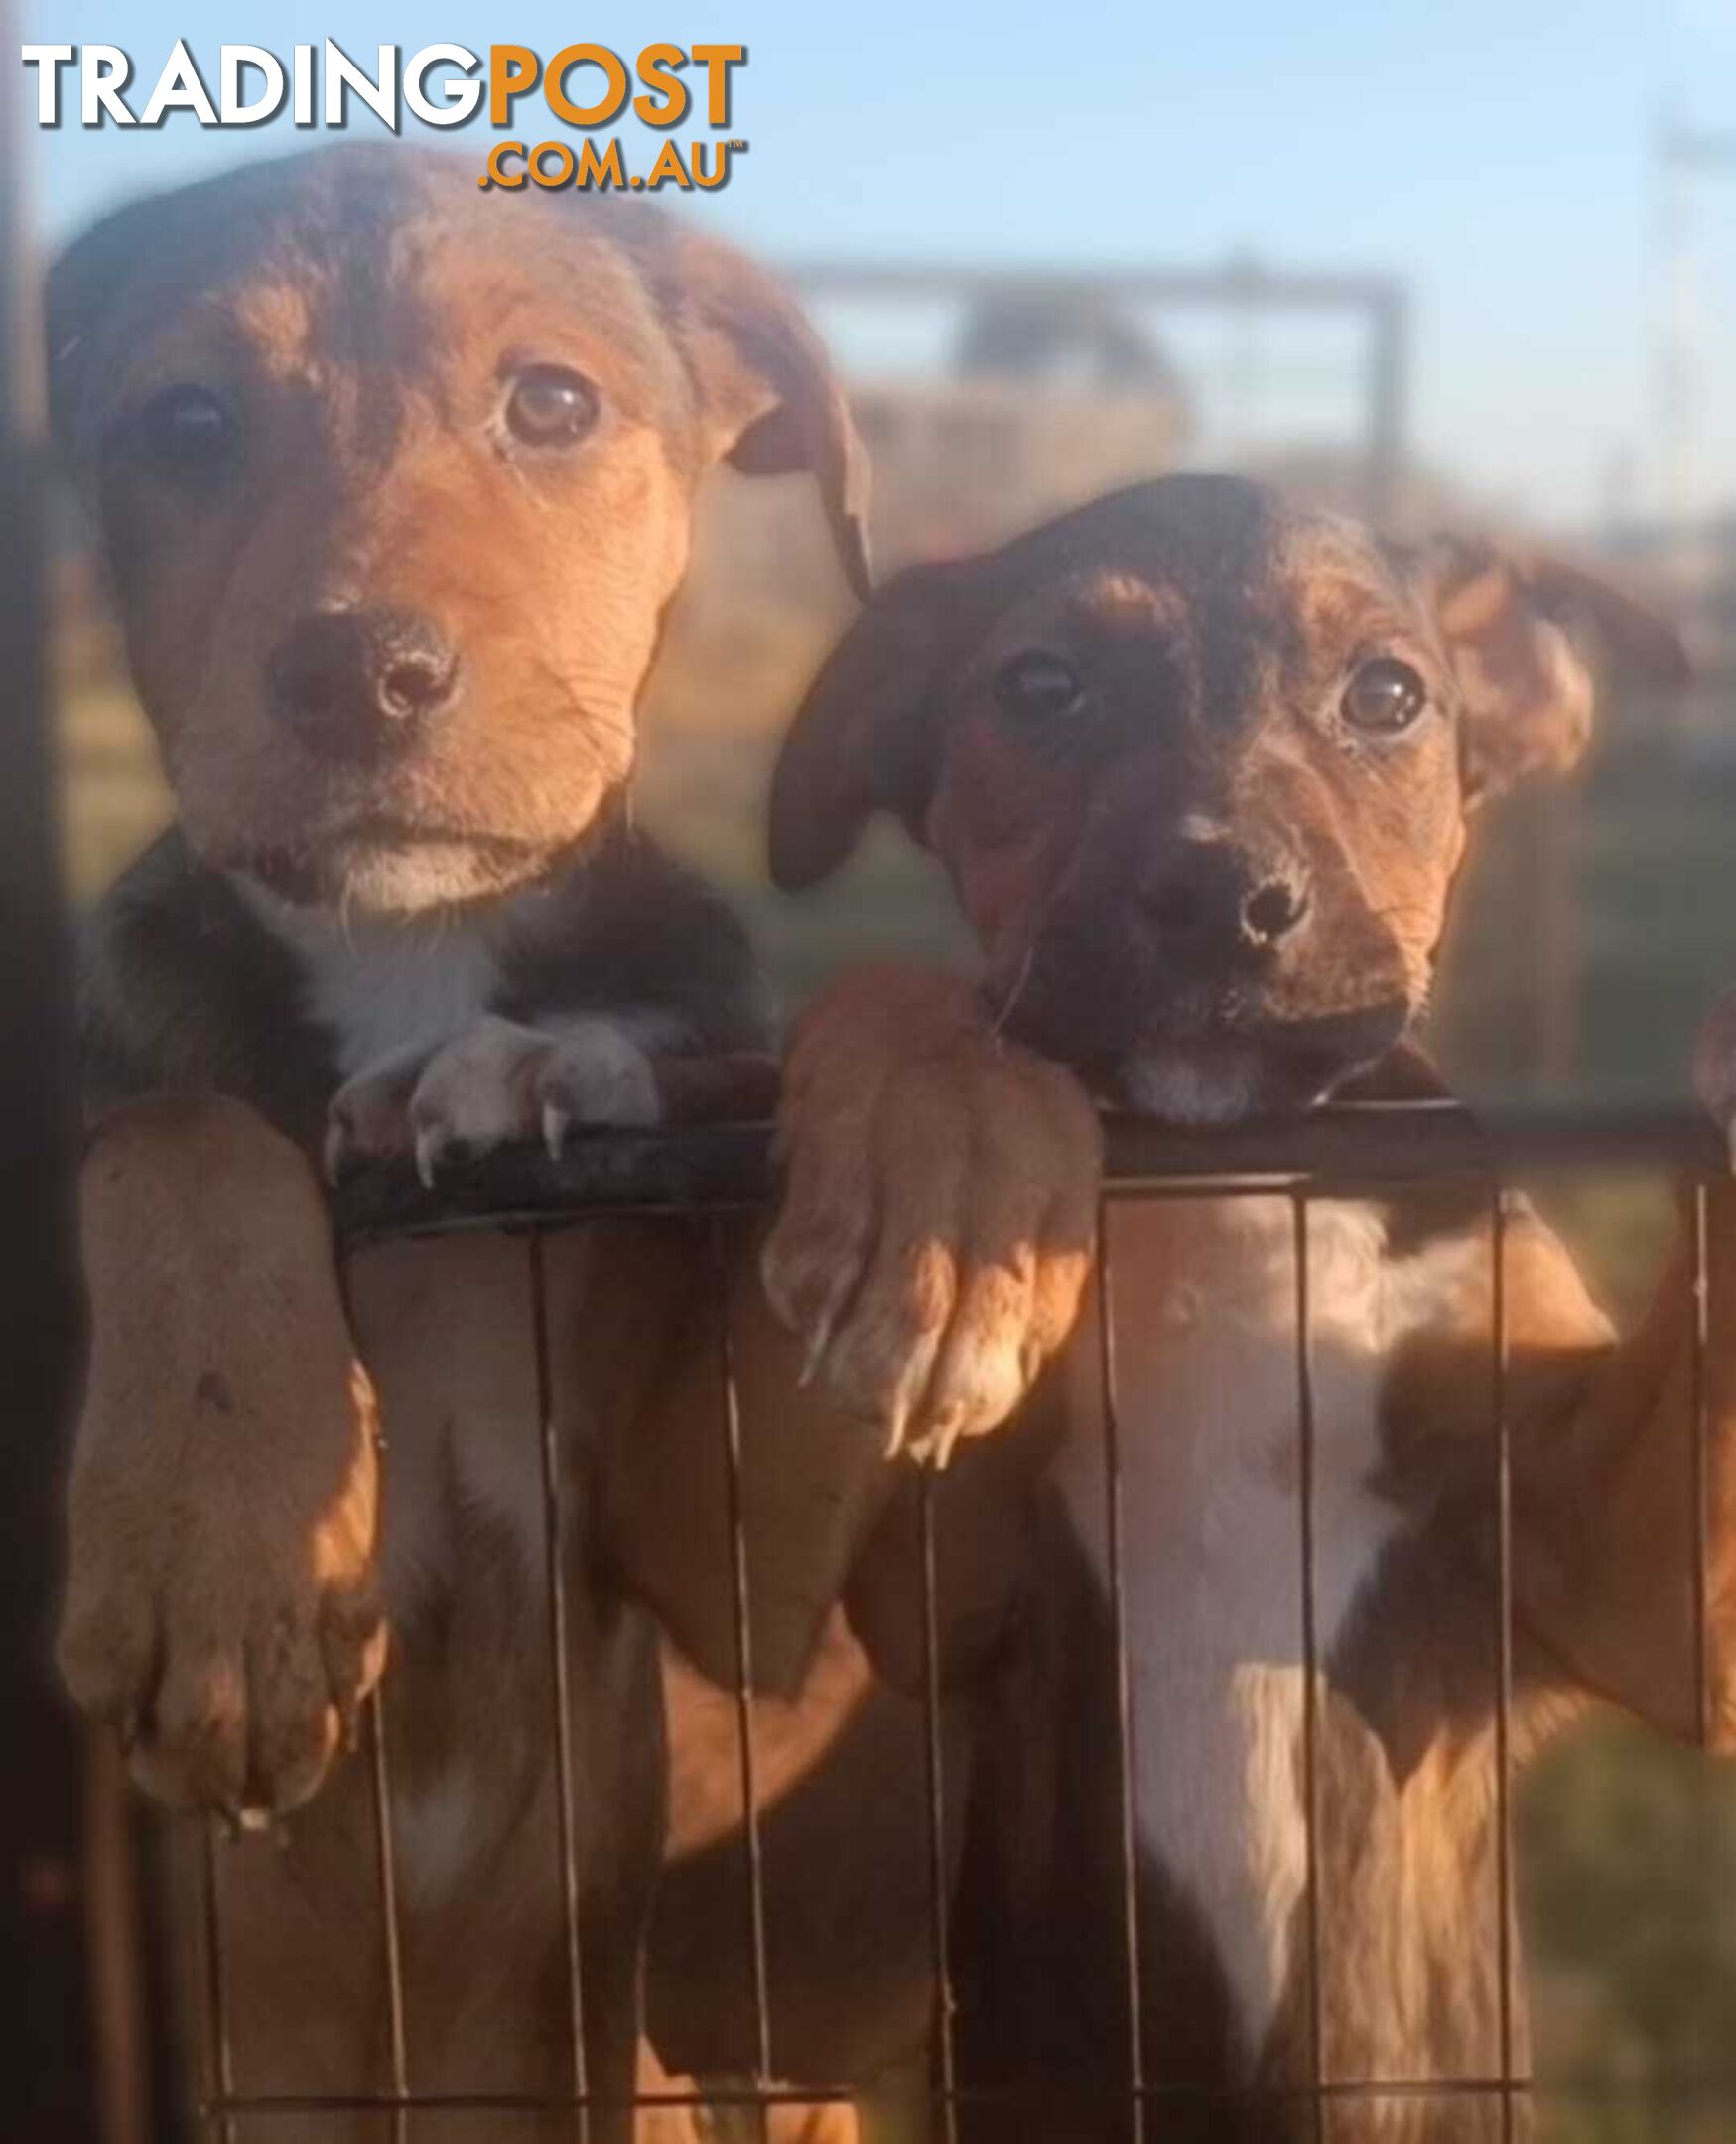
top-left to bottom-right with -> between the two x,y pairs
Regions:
46,196 -> 160,471
1421,538 -> 1689,804
768,561 -> 958,890
48,157 -> 262,469
650,228 -> 871,601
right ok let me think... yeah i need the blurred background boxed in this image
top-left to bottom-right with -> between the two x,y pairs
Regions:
19,3 -> 1736,2134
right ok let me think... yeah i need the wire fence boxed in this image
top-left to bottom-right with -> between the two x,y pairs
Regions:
161,1100 -> 1734,2138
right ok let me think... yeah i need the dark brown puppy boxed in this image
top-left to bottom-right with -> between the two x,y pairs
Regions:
55,143 -> 868,2139
763,475 -> 1730,2142
769,475 -> 1667,1118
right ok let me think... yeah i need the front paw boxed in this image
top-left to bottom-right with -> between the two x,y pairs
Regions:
327,1014 -> 662,1185
63,1099 -> 388,1822
761,969 -> 1101,1464
60,1364 -> 387,1823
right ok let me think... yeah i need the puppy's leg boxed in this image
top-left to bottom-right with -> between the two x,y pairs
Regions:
1528,999 -> 1736,1747
761,967 -> 1101,1463
61,1096 -> 385,1819
1440,997 -> 1736,1751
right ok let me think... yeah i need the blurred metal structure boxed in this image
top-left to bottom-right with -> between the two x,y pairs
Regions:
787,259 -> 1409,527
1651,108 -> 1736,531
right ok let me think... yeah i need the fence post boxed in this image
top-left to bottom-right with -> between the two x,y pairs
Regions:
0,32 -> 102,2142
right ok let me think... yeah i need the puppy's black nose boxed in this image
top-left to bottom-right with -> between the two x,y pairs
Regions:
268,608 -> 459,756
1139,842 -> 1309,961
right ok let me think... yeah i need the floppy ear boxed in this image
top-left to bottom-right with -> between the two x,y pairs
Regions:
1421,537 -> 1689,804
47,158 -> 273,475
646,225 -> 872,602
49,149 -> 281,468
767,561 -> 958,890
46,194 -> 163,472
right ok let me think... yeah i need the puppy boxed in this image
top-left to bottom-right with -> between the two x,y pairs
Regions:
762,475 -> 1727,2140
54,143 -> 868,2137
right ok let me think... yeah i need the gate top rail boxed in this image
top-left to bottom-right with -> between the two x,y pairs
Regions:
332,1098 -> 1730,1248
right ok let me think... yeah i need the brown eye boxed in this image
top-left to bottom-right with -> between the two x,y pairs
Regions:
134,384 -> 235,478
994,649 -> 1087,723
504,364 -> 600,447
1342,657 -> 1427,735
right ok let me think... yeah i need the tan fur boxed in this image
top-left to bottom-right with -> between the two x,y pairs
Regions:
52,145 -> 868,914
56,145 -> 875,2137
762,968 -> 1101,1459
63,1098 -> 385,1816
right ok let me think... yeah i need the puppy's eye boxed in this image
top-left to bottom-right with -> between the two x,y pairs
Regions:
994,650 -> 1087,723
505,364 -> 600,448
134,384 -> 234,477
1342,657 -> 1428,736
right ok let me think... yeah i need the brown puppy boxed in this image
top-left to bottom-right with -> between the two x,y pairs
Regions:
763,475 -> 1728,2140
55,143 -> 869,2138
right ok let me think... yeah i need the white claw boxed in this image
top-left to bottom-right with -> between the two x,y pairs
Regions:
236,1804 -> 273,1836
796,1294 -> 843,1388
905,1406 -> 966,1471
881,1398 -> 910,1461
798,1327 -> 830,1390
542,1102 -> 569,1161
414,1126 -> 440,1191
930,1409 -> 967,1471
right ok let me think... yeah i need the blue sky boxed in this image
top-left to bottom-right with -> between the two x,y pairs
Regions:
18,1 -> 1736,527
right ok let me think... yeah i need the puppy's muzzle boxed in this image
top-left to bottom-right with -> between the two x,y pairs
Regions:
1135,836 -> 1310,971
268,606 -> 461,762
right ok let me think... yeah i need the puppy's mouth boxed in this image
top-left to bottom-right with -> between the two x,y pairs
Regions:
1002,962 -> 1415,1125
236,816 -> 584,915
1114,1001 -> 1413,1126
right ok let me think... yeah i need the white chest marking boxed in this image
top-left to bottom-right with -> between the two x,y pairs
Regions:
234,878 -> 503,1078
1057,1198 -> 1480,2069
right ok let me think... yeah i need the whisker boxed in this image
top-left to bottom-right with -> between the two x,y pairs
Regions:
989,874 -> 1074,1040
990,944 -> 1035,1041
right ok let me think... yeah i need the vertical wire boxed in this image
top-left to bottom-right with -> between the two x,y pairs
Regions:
335,1254 -> 408,2141
918,1474 -> 960,2143
711,1219 -> 773,2114
1096,1209 -> 1147,2142
1690,1181 -> 1712,1751
528,1232 -> 591,2141
1490,1189 -> 1516,2143
366,1685 -> 409,2144
1291,1196 -> 1326,2144
1687,1181 -> 1717,2136
198,1823 -> 235,2144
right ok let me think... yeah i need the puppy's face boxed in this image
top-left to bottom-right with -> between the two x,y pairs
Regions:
770,475 -> 1685,1122
53,146 -> 868,915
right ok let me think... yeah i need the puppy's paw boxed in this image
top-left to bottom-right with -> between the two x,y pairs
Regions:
60,1362 -> 388,1824
329,1015 -> 663,1185
326,1047 -> 423,1181
328,1020 -> 540,1185
401,1016 -> 554,1184
537,1019 -> 663,1153
762,968 -> 1101,1463
64,1099 -> 388,1822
